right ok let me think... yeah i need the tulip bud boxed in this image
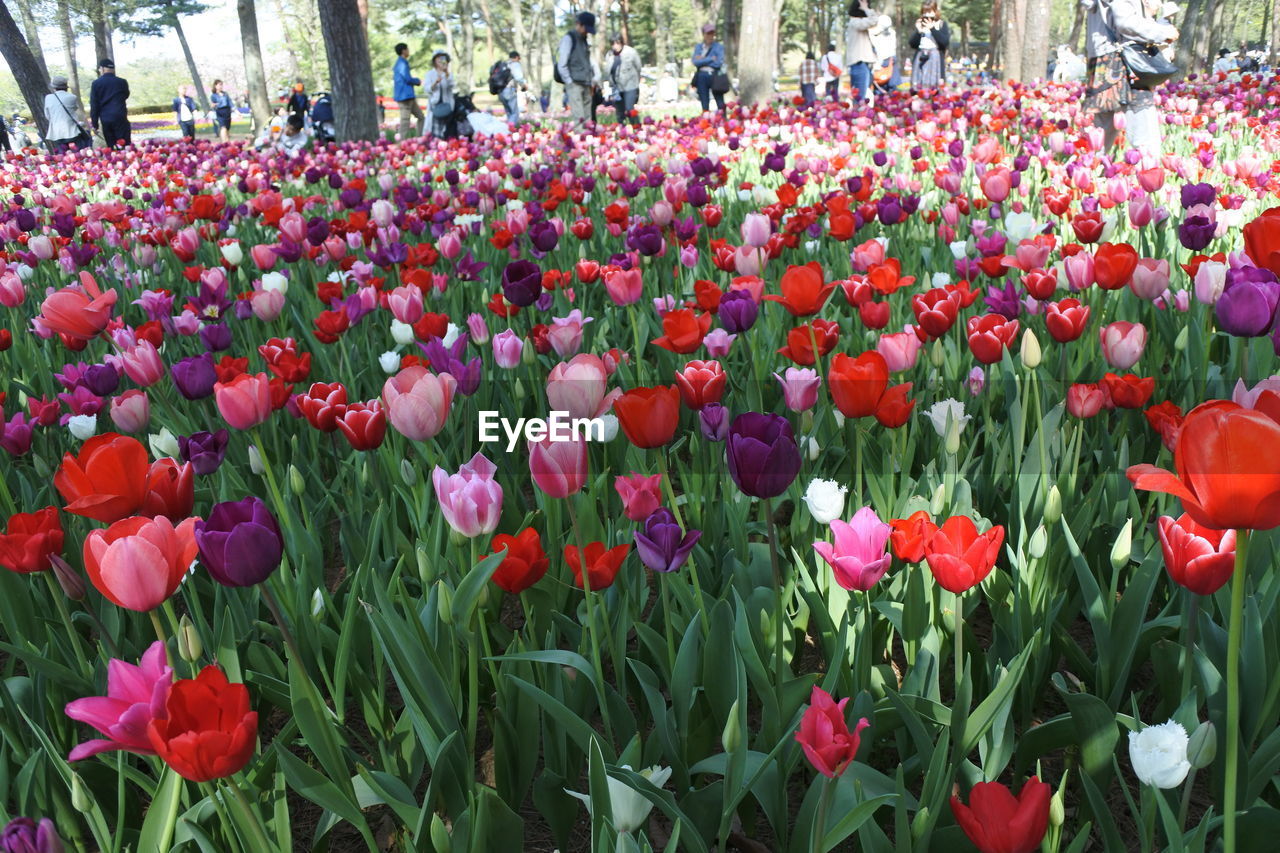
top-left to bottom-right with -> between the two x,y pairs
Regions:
800,409 -> 814,434
944,421 -> 962,456
178,614 -> 202,662
289,465 -> 305,496
597,413 -> 620,442
1029,525 -> 1047,559
437,582 -> 455,625
1174,326 -> 1188,351
49,554 -> 86,601
1020,329 -> 1042,369
1049,789 -> 1066,827
1110,519 -> 1132,570
430,814 -> 451,853
1043,485 -> 1062,525
400,459 -> 417,486
931,339 -> 945,367
930,483 -> 947,515
310,588 -> 325,617
833,411 -> 846,429
1187,720 -> 1217,769
379,351 -> 401,374
149,427 -> 180,460
248,444 -> 264,475
721,699 -> 742,753
390,320 -> 415,346
71,772 -> 92,811
416,546 -> 432,583
360,457 -> 370,486
521,339 -> 536,364
68,414 -> 97,440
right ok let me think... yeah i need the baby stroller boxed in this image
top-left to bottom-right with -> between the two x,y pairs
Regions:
310,92 -> 335,144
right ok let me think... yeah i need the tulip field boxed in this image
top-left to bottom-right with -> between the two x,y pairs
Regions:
4,77 -> 1280,852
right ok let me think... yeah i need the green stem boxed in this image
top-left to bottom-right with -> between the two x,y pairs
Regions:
1178,592 -> 1199,704
566,499 -> 613,744
259,582 -> 304,666
149,609 -> 173,671
44,572 -> 90,674
812,775 -> 834,853
1223,528 -> 1249,851
763,499 -> 787,699
224,775 -> 274,853
1141,785 -> 1156,853
954,593 -> 964,701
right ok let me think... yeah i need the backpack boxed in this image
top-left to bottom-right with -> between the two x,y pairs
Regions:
488,60 -> 513,95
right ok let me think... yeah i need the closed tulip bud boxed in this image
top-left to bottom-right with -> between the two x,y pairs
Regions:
1111,519 -> 1132,570
1044,486 -> 1062,524
1049,789 -> 1065,827
1187,720 -> 1217,769
944,421 -> 962,456
49,554 -> 86,600
178,614 -> 202,662
310,588 -> 325,617
800,409 -> 814,433
431,814 -> 451,853
71,771 -> 92,811
1020,329 -> 1042,369
289,464 -> 305,495
150,427 -> 180,460
248,444 -> 264,475
1029,524 -> 1047,559
360,457 -> 370,486
416,546 -> 432,583
931,483 -> 946,515
1174,326 -> 1188,351
931,339 -> 945,367
437,582 -> 454,625
400,459 -> 417,486
379,351 -> 401,374
68,414 -> 97,441
721,699 -> 742,753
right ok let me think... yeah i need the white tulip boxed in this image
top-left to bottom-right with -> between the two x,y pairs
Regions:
260,272 -> 289,294
595,413 -> 619,442
379,352 -> 401,374
565,765 -> 672,834
442,323 -> 463,348
949,240 -> 969,260
931,272 -> 951,289
803,479 -> 848,524
67,414 -> 97,441
219,241 -> 243,266
1129,721 -> 1191,788
390,320 -> 416,346
149,427 -> 179,460
924,399 -> 971,438
248,444 -> 265,476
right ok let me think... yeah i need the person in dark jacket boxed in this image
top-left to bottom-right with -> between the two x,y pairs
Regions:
210,79 -> 233,143
89,58 -> 131,147
287,82 -> 309,123
557,11 -> 596,125
908,2 -> 949,90
173,85 -> 197,141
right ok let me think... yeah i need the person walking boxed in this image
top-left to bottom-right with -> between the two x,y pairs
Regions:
557,11 -> 597,125
870,11 -> 900,95
210,80 -> 233,143
691,23 -> 727,112
173,85 -> 197,141
608,35 -> 643,124
89,58 -> 131,147
821,41 -> 844,101
845,3 -> 878,102
286,82 -> 309,124
798,51 -> 821,106
44,76 -> 90,153
908,3 -> 949,91
498,51 -> 528,124
393,42 -> 424,139
424,51 -> 455,138
1082,0 -> 1177,159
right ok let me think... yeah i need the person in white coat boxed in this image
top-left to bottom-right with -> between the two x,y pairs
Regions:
820,42 -> 844,101
844,0 -> 878,102
43,75 -> 90,153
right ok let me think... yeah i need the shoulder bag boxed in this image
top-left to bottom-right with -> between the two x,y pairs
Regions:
1104,3 -> 1178,88
49,94 -> 91,150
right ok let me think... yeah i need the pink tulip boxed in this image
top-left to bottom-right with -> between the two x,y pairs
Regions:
493,329 -> 524,368
650,201 -> 674,227
64,641 -> 172,761
370,199 -> 395,228
877,331 -> 922,372
279,212 -> 307,244
773,367 -> 820,411
615,472 -> 663,521
603,268 -> 643,306
1063,252 -> 1095,291
1194,260 -> 1227,305
1128,197 -> 1154,228
382,367 -> 456,441
740,213 -> 771,248
733,246 -> 762,276
467,313 -> 490,344
432,453 -> 503,538
1129,259 -> 1170,301
529,435 -> 589,499
39,271 -> 117,341
546,354 -> 620,419
850,239 -> 886,272
703,328 -> 736,357
119,341 -> 164,387
979,168 -> 1011,203
1099,321 -> 1147,370
387,285 -> 424,324
250,288 -> 285,321
214,373 -> 272,430
813,507 -> 893,592
0,272 -> 24,307
548,310 -> 592,359
249,244 -> 278,271
109,391 -> 150,433
172,227 -> 200,258
437,231 -> 462,259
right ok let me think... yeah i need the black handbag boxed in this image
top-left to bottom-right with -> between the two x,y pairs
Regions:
1102,5 -> 1178,89
711,71 -> 731,94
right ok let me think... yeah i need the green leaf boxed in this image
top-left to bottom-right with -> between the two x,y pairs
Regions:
821,794 -> 895,850
276,748 -> 375,848
137,766 -> 184,853
450,548 -> 508,627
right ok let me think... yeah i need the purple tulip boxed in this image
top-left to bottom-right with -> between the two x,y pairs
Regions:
627,224 -> 665,257
501,259 -> 543,307
0,412 -> 34,457
633,508 -> 701,573
194,497 -> 284,587
1177,215 -> 1216,251
726,412 -> 801,499
528,220 -> 560,253
1,817 -> 64,853
718,290 -> 758,334
1216,266 -> 1280,338
171,353 -> 217,400
700,403 -> 729,441
1180,182 -> 1216,209
82,364 -> 119,396
199,323 -> 232,353
178,429 -> 229,475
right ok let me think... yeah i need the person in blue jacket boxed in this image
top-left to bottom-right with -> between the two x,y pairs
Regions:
210,80 -> 234,143
89,58 -> 131,147
691,23 -> 726,113
173,85 -> 197,141
393,42 -> 423,139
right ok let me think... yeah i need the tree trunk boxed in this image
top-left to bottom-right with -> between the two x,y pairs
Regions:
458,0 -> 475,93
475,0 -> 494,59
988,0 -> 1003,72
654,0 -> 670,71
92,0 -> 112,61
57,0 -> 78,98
317,0 -> 379,140
722,0 -> 737,76
237,0 -> 272,132
1202,0 -> 1226,67
1272,0 -> 1280,65
1177,0 -> 1203,71
0,0 -> 49,136
1023,0 -> 1051,81
172,14 -> 210,111
619,0 -> 630,45
737,0 -> 775,104
1002,0 -> 1025,80
1068,1 -> 1085,53
13,0 -> 44,77
270,0 -> 304,81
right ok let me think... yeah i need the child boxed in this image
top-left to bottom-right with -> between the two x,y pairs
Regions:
275,115 -> 309,156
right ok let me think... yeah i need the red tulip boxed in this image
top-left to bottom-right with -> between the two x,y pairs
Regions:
828,352 -> 889,419
258,337 -> 312,383
778,319 -> 839,366
912,288 -> 960,338
794,686 -> 870,778
54,433 -> 151,523
950,776 -> 1051,853
147,666 -> 258,782
1243,207 -> 1280,276
336,401 -> 387,451
873,382 -> 916,428
1022,267 -> 1058,300
614,385 -> 681,448
214,373 -> 272,431
0,507 -> 64,573
764,262 -> 835,316
1144,401 -> 1184,452
296,382 -> 348,432
1100,373 -> 1154,409
140,459 -> 195,522
1093,243 -> 1139,291
1128,401 -> 1280,531
1066,383 -> 1107,418
1070,210 -> 1104,244
1157,514 -> 1236,595
39,271 -> 117,342
1044,298 -> 1090,343
487,528 -> 549,594
651,308 -> 712,354
924,515 -> 1005,593
857,300 -> 890,329
565,542 -> 631,590
966,314 -> 1019,365
890,510 -> 937,563
674,360 -> 726,409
